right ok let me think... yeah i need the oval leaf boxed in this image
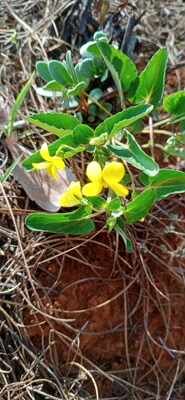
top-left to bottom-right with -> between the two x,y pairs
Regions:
134,48 -> 168,107
76,58 -> 96,80
26,207 -> 95,235
35,81 -> 64,97
49,61 -> 73,86
97,40 -> 138,92
123,189 -> 156,224
36,61 -> 52,81
28,112 -> 80,137
115,217 -> 134,253
67,81 -> 87,96
147,169 -> 185,200
95,104 -> 153,137
108,129 -> 159,177
164,135 -> 185,159
163,90 -> 185,117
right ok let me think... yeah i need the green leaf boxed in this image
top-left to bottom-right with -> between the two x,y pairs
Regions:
108,129 -> 159,177
106,197 -> 122,212
26,207 -> 95,235
73,124 -> 94,144
134,48 -> 168,107
36,61 -> 52,81
94,31 -> 108,41
128,119 -> 144,135
86,196 -> 105,209
7,72 -> 35,136
0,156 -> 22,183
80,41 -> 101,58
146,169 -> 185,200
164,134 -> 185,159
91,40 -> 137,107
89,88 -> 104,102
28,112 -> 80,137
49,61 -> 73,86
163,90 -> 185,116
96,40 -> 124,107
80,32 -> 108,58
65,50 -> 78,82
36,80 -> 64,97
123,188 -> 156,224
63,97 -> 79,109
67,81 -> 87,96
40,81 -> 64,91
95,104 -> 153,137
115,217 -> 134,253
76,58 -> 96,81
98,42 -> 138,91
111,105 -> 153,136
139,172 -> 150,186
106,215 -> 117,231
114,51 -> 137,92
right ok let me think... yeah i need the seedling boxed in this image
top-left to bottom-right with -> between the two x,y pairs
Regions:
20,33 -> 185,252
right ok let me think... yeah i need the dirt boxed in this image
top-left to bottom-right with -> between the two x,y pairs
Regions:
23,200 -> 185,396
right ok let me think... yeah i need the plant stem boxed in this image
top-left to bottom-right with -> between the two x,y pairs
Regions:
149,116 -> 155,160
124,161 -> 136,196
152,115 -> 185,128
85,92 -> 112,116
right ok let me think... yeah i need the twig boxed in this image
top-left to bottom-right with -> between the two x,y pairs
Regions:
168,61 -> 185,72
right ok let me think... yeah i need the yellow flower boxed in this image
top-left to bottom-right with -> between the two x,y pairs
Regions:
32,143 -> 65,179
82,161 -> 129,197
59,181 -> 83,207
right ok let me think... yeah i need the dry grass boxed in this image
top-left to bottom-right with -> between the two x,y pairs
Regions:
1,1 -> 185,399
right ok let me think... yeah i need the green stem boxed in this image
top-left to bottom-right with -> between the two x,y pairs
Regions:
149,116 -> 155,160
86,92 -> 112,116
152,115 -> 185,128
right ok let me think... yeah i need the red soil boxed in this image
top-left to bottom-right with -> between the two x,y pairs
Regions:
24,200 -> 185,396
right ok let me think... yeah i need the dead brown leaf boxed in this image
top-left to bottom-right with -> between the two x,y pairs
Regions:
5,136 -> 75,212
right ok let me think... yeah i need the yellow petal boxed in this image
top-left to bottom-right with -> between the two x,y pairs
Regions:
60,192 -> 81,207
47,164 -> 58,179
52,157 -> 65,170
59,182 -> 82,207
109,182 -> 129,197
86,161 -> 102,182
82,180 -> 103,197
102,161 -> 125,185
69,181 -> 83,200
40,143 -> 52,161
32,161 -> 50,170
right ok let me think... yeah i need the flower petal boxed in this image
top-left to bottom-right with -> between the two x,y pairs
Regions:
32,161 -> 50,170
69,181 -> 83,200
109,182 -> 129,197
47,165 -> 58,179
60,193 -> 81,207
82,180 -> 103,197
86,161 -> 102,182
40,143 -> 52,161
52,157 -> 65,170
102,161 -> 125,185
59,182 -> 82,207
